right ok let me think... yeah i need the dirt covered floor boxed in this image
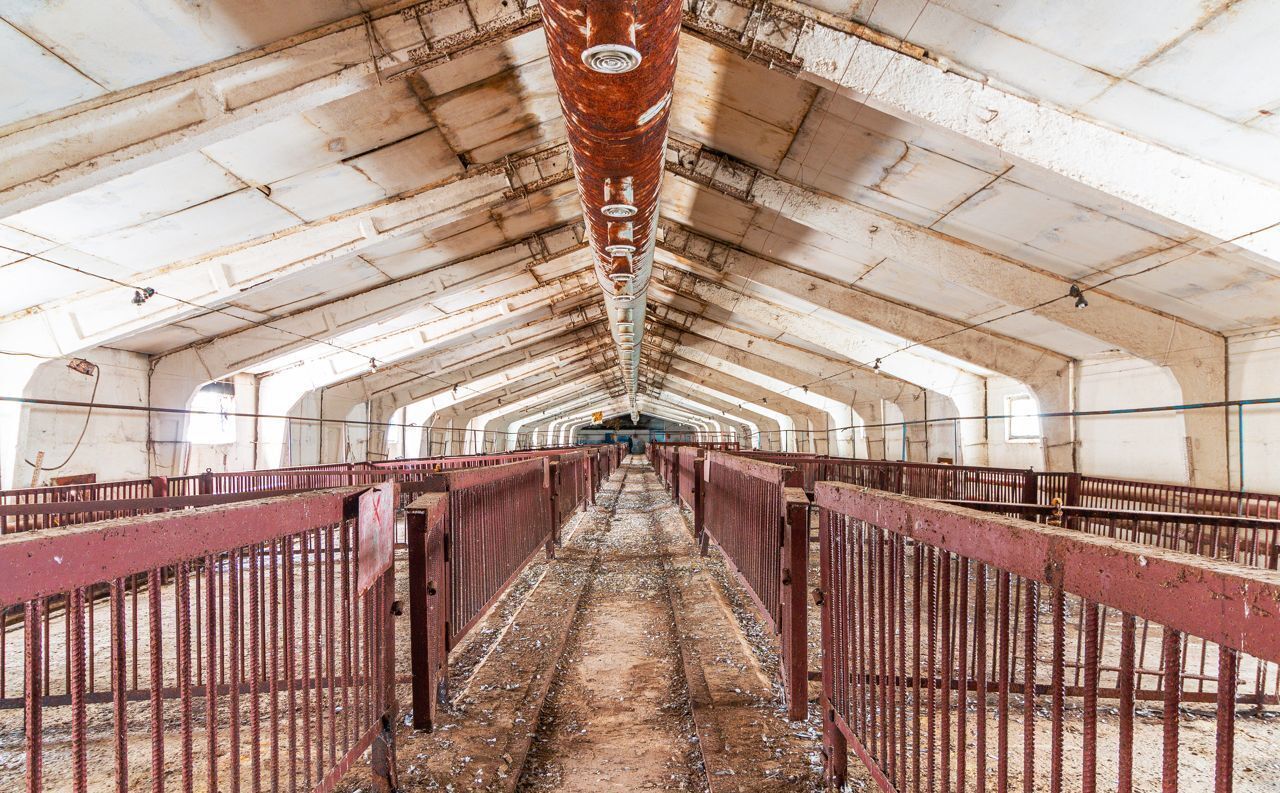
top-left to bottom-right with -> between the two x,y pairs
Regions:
360,455 -> 827,792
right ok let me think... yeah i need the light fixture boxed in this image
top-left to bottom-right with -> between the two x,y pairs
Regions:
1069,284 -> 1088,309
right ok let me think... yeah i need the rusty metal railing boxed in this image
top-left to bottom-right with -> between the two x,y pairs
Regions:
702,450 -> 810,720
1,448 -> 605,535
731,452 -> 1280,570
551,451 -> 590,535
0,485 -> 401,793
676,446 -> 700,510
404,458 -> 555,731
816,482 -> 1280,792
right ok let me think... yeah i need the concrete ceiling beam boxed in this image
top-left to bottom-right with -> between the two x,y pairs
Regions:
664,142 -> 1222,374
0,0 -> 540,217
683,0 -> 1280,261
655,214 -> 1069,384
152,219 -> 587,376
8,142 -> 574,357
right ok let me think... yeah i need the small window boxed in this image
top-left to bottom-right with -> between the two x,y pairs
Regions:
1006,393 -> 1041,441
188,382 -> 236,445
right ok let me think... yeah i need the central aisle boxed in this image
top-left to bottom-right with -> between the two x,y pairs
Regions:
519,460 -> 703,790
382,455 -> 826,792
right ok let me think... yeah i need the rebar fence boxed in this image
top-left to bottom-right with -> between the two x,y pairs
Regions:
404,458 -> 556,731
731,452 -> 1280,570
1,446 -> 615,535
702,451 -> 810,720
0,485 -> 401,793
816,483 -> 1280,792
551,451 -> 590,536
676,446 -> 700,510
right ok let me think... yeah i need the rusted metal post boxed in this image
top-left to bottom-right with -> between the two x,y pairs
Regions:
198,469 -> 214,495
694,450 -> 708,556
818,512 -> 847,787
1021,468 -> 1039,519
782,474 -> 810,721
406,491 -> 449,731
586,453 -> 596,506
546,459 -> 559,556
671,446 -> 681,504
370,567 -> 399,793
150,475 -> 169,515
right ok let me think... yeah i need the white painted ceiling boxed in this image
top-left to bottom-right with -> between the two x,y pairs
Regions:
1,0 -> 1277,424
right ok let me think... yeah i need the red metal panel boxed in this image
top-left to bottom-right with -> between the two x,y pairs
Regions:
406,493 -> 449,731
3,486 -> 399,793
701,450 -> 808,719
816,482 -> 1280,791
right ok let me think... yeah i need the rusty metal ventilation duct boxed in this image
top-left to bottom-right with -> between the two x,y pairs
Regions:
541,0 -> 680,421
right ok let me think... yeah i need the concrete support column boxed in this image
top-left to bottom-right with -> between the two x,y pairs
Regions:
1168,360 -> 1230,488
450,412 -> 476,454
365,394 -> 399,462
951,390 -> 989,467
147,350 -> 211,477
896,395 -> 930,462
1025,367 -> 1076,472
318,392 -> 365,463
856,400 -> 886,459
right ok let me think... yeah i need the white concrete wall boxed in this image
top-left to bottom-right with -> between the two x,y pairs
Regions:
9,348 -> 150,487
3,344 -> 1270,493
186,373 -> 257,475
984,376 -> 1046,472
1228,335 -> 1280,493
286,391 -> 323,466
924,394 -> 960,463
1075,354 -> 1189,485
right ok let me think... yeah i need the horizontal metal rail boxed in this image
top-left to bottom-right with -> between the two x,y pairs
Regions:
0,486 -> 400,793
816,483 -> 1280,792
702,451 -> 809,720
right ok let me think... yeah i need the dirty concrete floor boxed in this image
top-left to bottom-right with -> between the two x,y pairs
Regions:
370,454 -> 827,792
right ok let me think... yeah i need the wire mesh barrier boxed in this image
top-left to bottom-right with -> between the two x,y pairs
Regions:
702,451 -> 811,720
0,485 -> 401,793
403,458 -> 555,732
816,483 -> 1280,792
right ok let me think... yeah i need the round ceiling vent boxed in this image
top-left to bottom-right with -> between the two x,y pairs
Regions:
602,203 -> 637,218
582,44 -> 642,74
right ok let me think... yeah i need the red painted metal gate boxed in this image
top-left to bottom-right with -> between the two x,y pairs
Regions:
702,450 -> 810,720
816,482 -> 1280,792
404,458 -> 555,731
0,485 -> 400,793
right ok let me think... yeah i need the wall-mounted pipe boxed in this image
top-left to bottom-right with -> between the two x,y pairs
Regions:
540,0 -> 681,421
